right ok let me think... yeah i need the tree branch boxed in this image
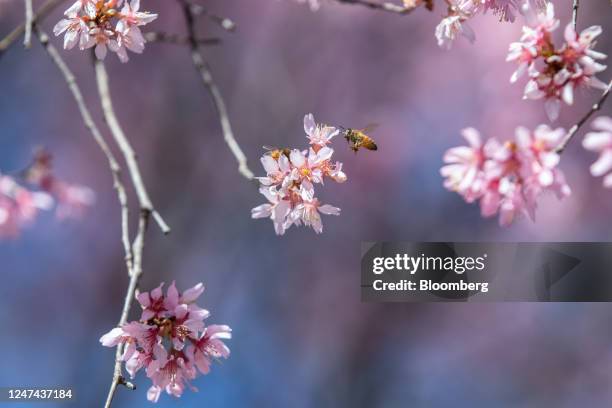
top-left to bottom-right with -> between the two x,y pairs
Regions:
335,0 -> 417,14
36,27 -> 134,273
188,2 -> 236,31
144,31 -> 221,46
180,1 -> 255,180
103,211 -> 149,408
23,0 -> 33,48
94,59 -> 172,234
572,0 -> 579,30
0,0 -> 64,58
556,79 -> 612,154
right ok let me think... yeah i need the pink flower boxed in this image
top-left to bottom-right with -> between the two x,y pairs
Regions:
54,0 -> 156,63
185,325 -> 231,375
304,114 -> 338,147
441,125 -> 571,226
289,198 -> 340,234
508,3 -> 607,121
53,14 -> 90,50
252,114 -> 347,234
583,116 -> 612,188
100,282 -> 231,403
440,127 -> 486,202
0,175 -> 53,237
435,14 -> 475,50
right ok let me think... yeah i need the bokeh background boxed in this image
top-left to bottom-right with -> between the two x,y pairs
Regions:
1,0 -> 612,406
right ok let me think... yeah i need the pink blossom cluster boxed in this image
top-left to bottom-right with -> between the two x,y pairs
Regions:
507,3 -> 607,121
435,1 -> 547,49
0,174 -> 53,237
0,151 -> 94,237
24,150 -> 95,219
53,0 -> 157,63
583,116 -> 612,188
251,114 -> 346,235
100,282 -> 231,403
441,125 -> 571,226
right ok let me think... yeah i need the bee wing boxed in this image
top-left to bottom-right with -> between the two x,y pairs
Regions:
360,123 -> 379,133
262,145 -> 277,151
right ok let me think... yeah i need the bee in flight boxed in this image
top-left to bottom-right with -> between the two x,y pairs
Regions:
339,125 -> 378,153
263,146 -> 291,160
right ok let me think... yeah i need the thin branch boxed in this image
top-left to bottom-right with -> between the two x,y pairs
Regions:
181,1 -> 255,180
0,0 -> 64,57
104,211 -> 149,408
36,27 -> 134,273
188,2 -> 236,31
556,79 -> 612,154
335,0 -> 417,14
572,0 -> 579,30
144,31 -> 221,46
94,59 -> 172,234
24,0 -> 33,48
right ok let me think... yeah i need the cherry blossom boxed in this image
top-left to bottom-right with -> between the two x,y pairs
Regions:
507,3 -> 607,121
0,175 -> 53,237
24,150 -> 95,219
252,114 -> 346,235
54,0 -> 157,63
100,282 -> 231,403
434,0 -> 549,50
583,116 -> 612,188
441,125 -> 571,226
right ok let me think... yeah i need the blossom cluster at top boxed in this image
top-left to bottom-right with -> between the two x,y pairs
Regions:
53,0 -> 157,63
100,282 -> 231,403
440,125 -> 570,226
251,114 -> 347,235
0,150 -> 94,237
435,0 -> 548,50
507,3 -> 607,121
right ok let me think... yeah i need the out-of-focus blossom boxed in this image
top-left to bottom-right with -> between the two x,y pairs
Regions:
434,0 -> 549,49
583,116 -> 612,188
54,0 -> 157,63
441,125 -> 570,226
252,114 -> 346,235
100,282 -> 231,403
507,3 -> 607,121
435,14 -> 475,50
25,150 -> 95,219
0,175 -> 53,237
292,0 -> 323,11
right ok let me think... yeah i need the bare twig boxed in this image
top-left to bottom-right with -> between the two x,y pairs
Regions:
104,211 -> 149,408
144,31 -> 221,46
188,2 -> 236,31
94,59 -> 171,234
24,0 -> 33,48
0,0 -> 64,57
572,0 -> 579,30
36,28 -> 134,272
181,1 -> 254,180
335,0 -> 416,14
556,80 -> 612,154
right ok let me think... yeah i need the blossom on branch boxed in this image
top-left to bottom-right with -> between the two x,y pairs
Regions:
100,282 -> 231,403
507,3 -> 608,121
252,114 -> 345,235
435,0 -> 548,49
54,0 -> 157,63
24,149 -> 95,219
0,175 -> 53,237
583,116 -> 612,188
441,125 -> 570,226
